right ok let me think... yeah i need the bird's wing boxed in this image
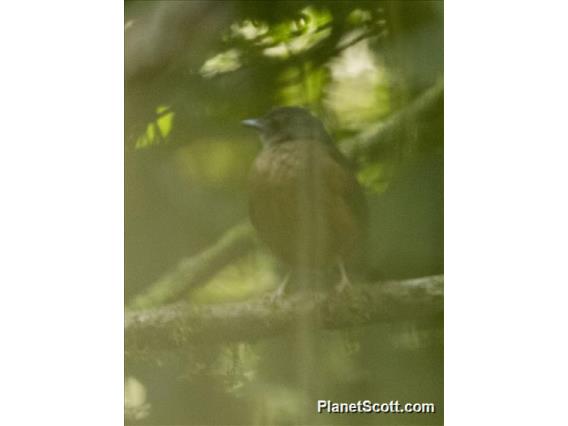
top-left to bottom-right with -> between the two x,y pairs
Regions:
321,143 -> 368,230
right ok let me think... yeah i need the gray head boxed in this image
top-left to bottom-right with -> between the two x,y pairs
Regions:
242,106 -> 331,146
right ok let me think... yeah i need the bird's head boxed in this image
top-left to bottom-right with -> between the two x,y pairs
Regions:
242,106 -> 330,146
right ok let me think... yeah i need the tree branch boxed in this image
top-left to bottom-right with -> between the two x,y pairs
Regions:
125,275 -> 443,357
127,81 -> 443,310
340,79 -> 444,159
128,223 -> 257,310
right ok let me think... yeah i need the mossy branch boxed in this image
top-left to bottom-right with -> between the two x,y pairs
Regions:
125,275 -> 443,357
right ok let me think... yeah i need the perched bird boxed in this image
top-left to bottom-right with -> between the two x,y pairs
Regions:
242,107 -> 367,296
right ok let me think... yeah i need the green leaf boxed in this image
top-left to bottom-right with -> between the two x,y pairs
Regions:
135,105 -> 175,149
199,49 -> 242,78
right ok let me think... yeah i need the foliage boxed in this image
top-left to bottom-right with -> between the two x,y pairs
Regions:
125,1 -> 443,425
135,106 -> 174,149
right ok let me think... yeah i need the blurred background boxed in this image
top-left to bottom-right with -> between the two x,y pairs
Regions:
125,1 -> 443,424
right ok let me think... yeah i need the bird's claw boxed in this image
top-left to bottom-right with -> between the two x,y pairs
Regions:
335,260 -> 353,295
266,285 -> 286,305
265,274 -> 290,305
334,277 -> 353,295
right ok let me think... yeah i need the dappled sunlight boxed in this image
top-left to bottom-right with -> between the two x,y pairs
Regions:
125,1 -> 443,424
325,37 -> 391,129
191,252 -> 279,304
200,48 -> 243,78
124,377 -> 150,421
135,105 -> 174,149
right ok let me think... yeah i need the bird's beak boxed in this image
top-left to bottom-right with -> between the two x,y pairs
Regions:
241,118 -> 264,130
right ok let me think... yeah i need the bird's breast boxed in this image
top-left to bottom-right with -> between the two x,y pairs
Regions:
252,142 -> 309,185
248,141 -> 359,269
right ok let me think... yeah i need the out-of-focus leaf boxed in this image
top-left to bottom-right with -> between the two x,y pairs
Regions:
325,38 -> 391,129
156,106 -> 173,137
228,19 -> 269,41
135,106 -> 175,149
262,6 -> 332,57
357,162 -> 390,193
200,48 -> 242,78
347,8 -> 373,26
301,5 -> 332,29
277,64 -> 329,106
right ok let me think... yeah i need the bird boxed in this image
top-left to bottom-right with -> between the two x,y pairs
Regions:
242,106 -> 367,298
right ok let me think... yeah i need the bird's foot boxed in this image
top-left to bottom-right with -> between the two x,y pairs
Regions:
266,284 -> 286,305
334,275 -> 353,295
265,274 -> 290,305
334,259 -> 353,295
